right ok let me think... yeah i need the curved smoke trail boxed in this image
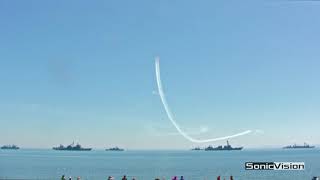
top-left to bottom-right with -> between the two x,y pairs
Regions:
155,57 -> 252,143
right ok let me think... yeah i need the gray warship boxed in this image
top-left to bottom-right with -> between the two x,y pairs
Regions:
283,143 -> 315,149
1,144 -> 19,150
53,142 -> 92,151
106,147 -> 124,151
205,141 -> 243,151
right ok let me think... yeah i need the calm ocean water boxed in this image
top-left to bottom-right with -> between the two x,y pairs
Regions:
0,149 -> 319,180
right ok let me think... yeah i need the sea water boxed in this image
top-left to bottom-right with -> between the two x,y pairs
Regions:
0,149 -> 319,180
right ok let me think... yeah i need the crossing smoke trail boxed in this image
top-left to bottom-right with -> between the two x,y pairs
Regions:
155,57 -> 252,143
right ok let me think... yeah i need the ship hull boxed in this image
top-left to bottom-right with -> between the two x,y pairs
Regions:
283,147 -> 315,149
1,147 -> 19,150
205,147 -> 243,151
52,148 -> 92,151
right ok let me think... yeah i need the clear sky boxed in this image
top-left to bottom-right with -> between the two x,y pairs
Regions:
0,0 -> 320,149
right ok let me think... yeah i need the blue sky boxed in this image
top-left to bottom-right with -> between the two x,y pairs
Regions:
0,0 -> 320,149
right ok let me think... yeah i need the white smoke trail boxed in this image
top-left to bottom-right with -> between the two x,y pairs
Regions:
145,124 -> 209,137
155,57 -> 252,143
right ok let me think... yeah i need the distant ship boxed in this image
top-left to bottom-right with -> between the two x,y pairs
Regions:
106,147 -> 124,151
53,142 -> 92,151
205,141 -> 243,151
1,145 -> 19,150
191,147 -> 202,151
283,143 -> 315,149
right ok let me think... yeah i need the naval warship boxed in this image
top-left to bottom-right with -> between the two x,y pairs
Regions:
191,147 -> 202,151
1,144 -> 19,150
53,142 -> 92,151
106,147 -> 124,151
205,141 -> 243,151
283,143 -> 315,149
